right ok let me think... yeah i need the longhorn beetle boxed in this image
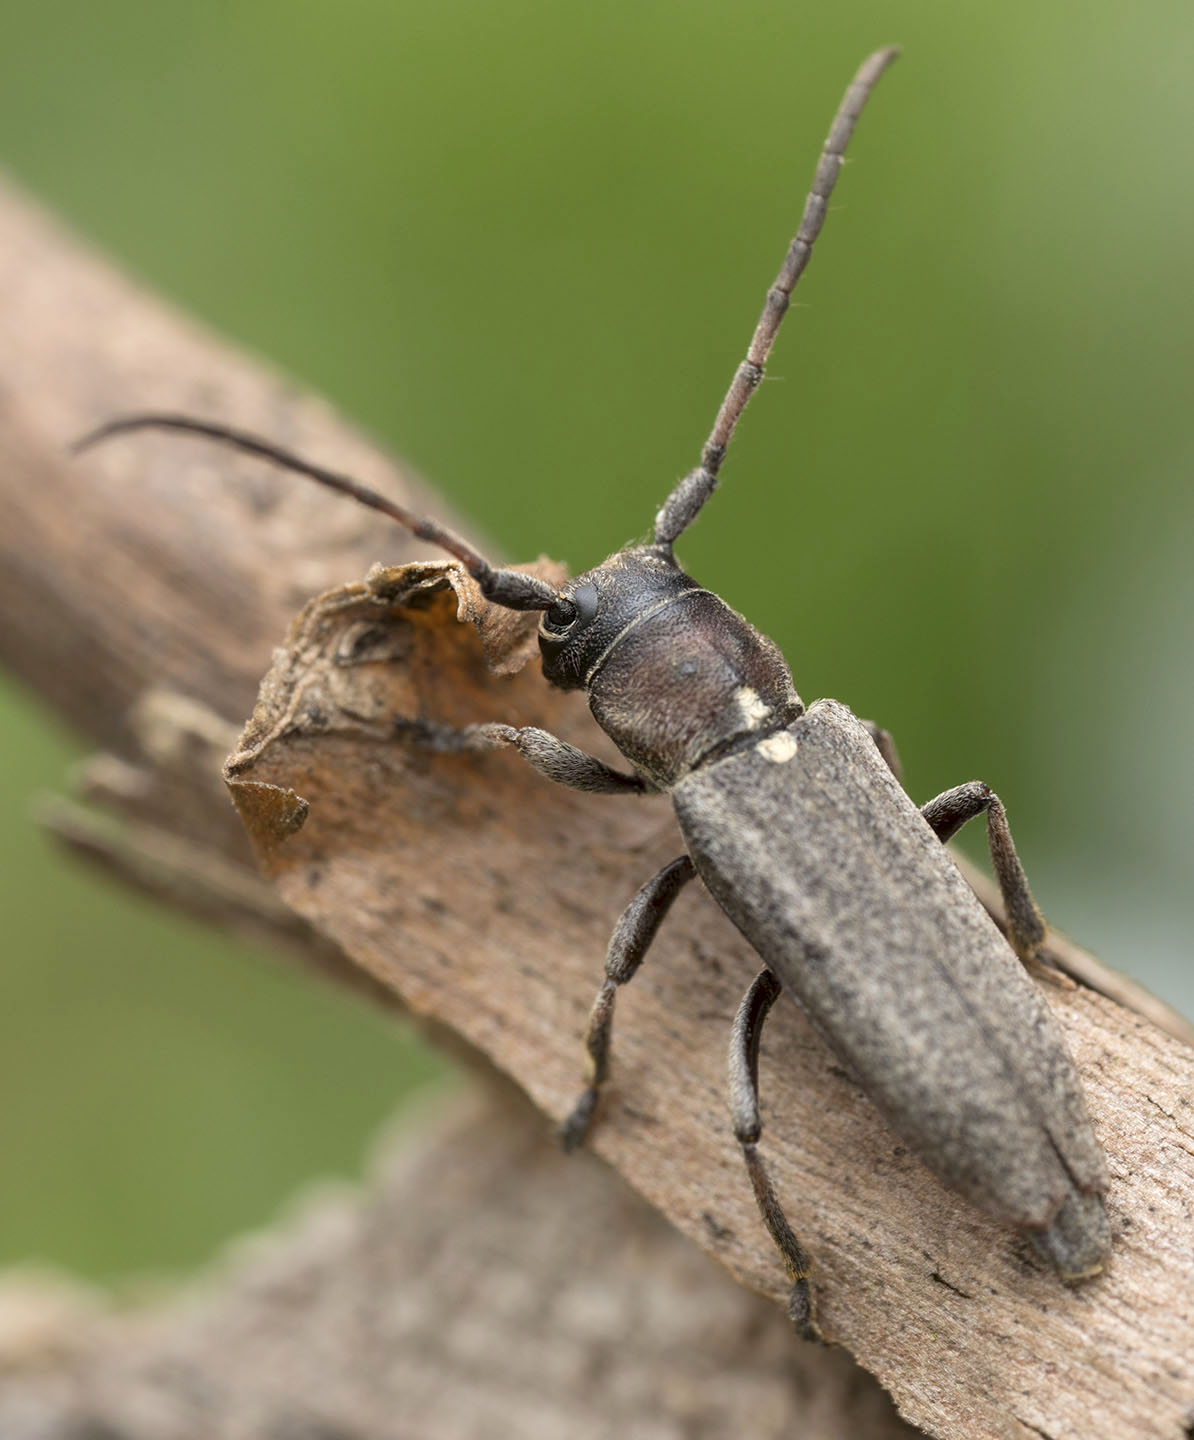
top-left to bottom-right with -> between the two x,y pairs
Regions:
76,46 -> 1111,1339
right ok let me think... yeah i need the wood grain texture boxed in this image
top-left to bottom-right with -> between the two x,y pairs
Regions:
2,174 -> 1193,1440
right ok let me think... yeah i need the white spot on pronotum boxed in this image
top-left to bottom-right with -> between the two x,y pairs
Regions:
734,686 -> 771,730
757,732 -> 798,764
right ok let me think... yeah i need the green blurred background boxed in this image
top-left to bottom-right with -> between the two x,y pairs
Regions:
1,3 -> 1191,1284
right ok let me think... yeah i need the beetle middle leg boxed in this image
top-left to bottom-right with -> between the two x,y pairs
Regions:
559,855 -> 696,1151
728,966 -> 821,1342
920,782 -> 1047,967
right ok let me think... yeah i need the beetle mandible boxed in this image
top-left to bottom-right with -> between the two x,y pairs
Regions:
76,46 -> 1111,1340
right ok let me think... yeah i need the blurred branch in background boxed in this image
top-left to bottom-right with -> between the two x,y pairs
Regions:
1,179 -> 1193,1440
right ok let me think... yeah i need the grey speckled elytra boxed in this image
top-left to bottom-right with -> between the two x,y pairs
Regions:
75,47 -> 1110,1340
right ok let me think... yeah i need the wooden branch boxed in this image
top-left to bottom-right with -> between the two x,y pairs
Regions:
2,174 -> 1193,1440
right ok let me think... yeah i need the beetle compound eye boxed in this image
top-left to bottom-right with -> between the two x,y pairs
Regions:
542,598 -> 579,635
542,582 -> 599,639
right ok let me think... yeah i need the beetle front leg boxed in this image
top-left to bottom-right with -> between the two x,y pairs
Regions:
396,718 -> 650,795
559,855 -> 696,1151
921,782 -> 1047,966
729,967 -> 821,1343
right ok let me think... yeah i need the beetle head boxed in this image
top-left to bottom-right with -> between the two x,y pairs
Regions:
537,544 -> 701,690
541,542 -> 801,787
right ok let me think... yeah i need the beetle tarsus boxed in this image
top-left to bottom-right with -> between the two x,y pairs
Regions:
729,969 -> 823,1339
787,1277 -> 824,1344
393,716 -> 504,753
559,1086 -> 599,1153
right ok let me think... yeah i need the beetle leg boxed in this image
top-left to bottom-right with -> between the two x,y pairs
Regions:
729,967 -> 821,1343
395,718 -> 650,794
921,782 -> 1047,966
559,855 -> 696,1151
860,719 -> 902,782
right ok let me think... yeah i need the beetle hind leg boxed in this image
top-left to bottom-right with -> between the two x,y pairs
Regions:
920,781 -> 1048,968
729,967 -> 822,1342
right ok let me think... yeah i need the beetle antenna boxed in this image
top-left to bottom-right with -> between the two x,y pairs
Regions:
653,45 -> 900,550
73,414 -> 560,612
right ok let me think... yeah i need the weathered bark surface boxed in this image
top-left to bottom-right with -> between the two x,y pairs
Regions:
2,175 -> 1193,1440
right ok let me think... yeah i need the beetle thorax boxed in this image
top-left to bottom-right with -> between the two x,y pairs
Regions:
538,545 -> 802,790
